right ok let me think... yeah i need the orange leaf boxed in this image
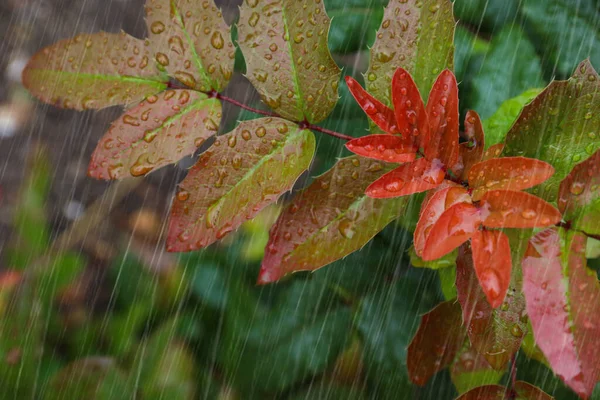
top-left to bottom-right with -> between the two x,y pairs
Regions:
471,230 -> 512,309
365,158 -> 444,199
414,185 -> 471,257
457,110 -> 485,179
480,190 -> 562,229
482,143 -> 504,161
424,69 -> 459,168
391,68 -> 428,146
469,157 -> 555,201
345,134 -> 417,163
422,202 -> 481,261
345,76 -> 399,134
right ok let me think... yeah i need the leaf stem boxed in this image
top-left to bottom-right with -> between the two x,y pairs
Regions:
300,121 -> 355,141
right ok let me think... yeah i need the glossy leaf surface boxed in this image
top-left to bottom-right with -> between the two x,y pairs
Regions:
366,157 -> 445,199
259,156 -> 407,284
145,0 -> 234,92
89,90 -> 220,180
522,228 -> 600,398
407,300 -> 466,386
557,149 -> 600,235
422,203 -> 480,261
346,76 -> 398,134
391,67 -> 428,145
503,60 -> 600,202
167,118 -> 315,252
456,385 -> 506,400
456,245 -> 527,370
480,190 -> 562,229
482,144 -> 505,161
365,0 -> 455,105
514,381 -> 555,400
345,134 -> 416,163
469,157 -> 555,201
458,110 -> 485,179
450,344 -> 504,394
471,229 -> 512,308
22,32 -> 168,110
238,0 -> 341,123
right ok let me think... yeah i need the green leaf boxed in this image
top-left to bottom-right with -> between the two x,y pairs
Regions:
466,26 -> 544,120
409,245 -> 457,270
22,32 -> 168,110
482,88 -> 542,149
167,117 -> 315,252
288,381 -> 367,400
259,156 -> 407,284
45,358 -> 133,400
190,262 -> 229,310
364,0 -> 455,107
88,89 -> 221,180
521,0 -> 600,78
325,0 -> 387,53
503,59 -> 600,202
438,265 -> 457,300
145,0 -> 235,91
453,0 -> 519,32
453,25 -> 490,83
237,0 -> 341,124
450,344 -> 504,394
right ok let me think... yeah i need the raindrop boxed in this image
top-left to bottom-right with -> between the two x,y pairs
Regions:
211,31 -> 225,49
384,180 -> 404,192
338,219 -> 355,239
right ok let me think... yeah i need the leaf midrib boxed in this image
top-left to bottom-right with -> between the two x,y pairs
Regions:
281,5 -> 306,121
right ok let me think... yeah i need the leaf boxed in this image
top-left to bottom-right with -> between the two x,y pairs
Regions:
422,203 -> 481,261
407,300 -> 467,386
480,190 -> 562,229
88,89 -> 220,180
453,0 -> 519,32
466,26 -> 544,120
145,0 -> 234,92
22,32 -> 168,110
391,67 -> 428,145
365,0 -> 455,106
557,149 -> 600,235
456,385 -> 507,400
458,110 -> 485,179
482,144 -> 505,161
237,0 -> 341,123
325,0 -> 386,53
453,25 -> 490,83
450,344 -> 504,395
345,134 -> 416,163
468,157 -> 555,202
346,76 -> 399,134
409,245 -> 457,270
514,381 -> 555,400
503,60 -> 600,202
522,228 -> 600,398
424,69 -> 459,168
482,88 -> 542,149
259,156 -> 407,283
167,117 -> 315,252
456,244 -> 527,370
366,157 -> 445,199
471,229 -> 512,309
521,0 -> 600,78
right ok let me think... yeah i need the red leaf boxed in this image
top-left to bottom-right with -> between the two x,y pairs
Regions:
469,157 -> 555,201
455,385 -> 507,400
424,69 -> 459,168
391,67 -> 429,146
346,76 -> 398,134
345,134 -> 417,163
456,245 -> 527,370
457,110 -> 485,178
414,185 -> 471,257
480,190 -> 562,229
422,203 -> 480,261
407,301 -> 467,386
522,228 -> 600,398
513,381 -> 555,400
471,230 -> 512,309
482,143 -> 505,161
365,157 -> 444,199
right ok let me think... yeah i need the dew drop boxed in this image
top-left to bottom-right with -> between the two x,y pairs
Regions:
384,180 -> 404,192
211,31 -> 225,49
570,182 -> 585,195
155,52 -> 170,66
338,219 -> 355,239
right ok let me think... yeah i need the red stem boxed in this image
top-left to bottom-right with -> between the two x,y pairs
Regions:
303,123 -> 354,141
215,93 -> 280,119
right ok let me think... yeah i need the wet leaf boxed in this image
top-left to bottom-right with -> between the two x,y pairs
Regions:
503,60 -> 600,202
557,149 -> 600,235
88,90 -> 220,180
167,118 -> 315,252
365,0 -> 454,106
259,156 -> 407,284
458,110 -> 485,179
237,0 -> 341,123
145,0 -> 234,92
482,144 -> 505,161
407,300 -> 467,386
325,0 -> 387,53
450,344 -> 504,394
514,381 -> 555,400
456,245 -> 527,370
391,67 -> 428,144
522,228 -> 600,398
23,32 -> 168,110
453,0 -> 519,33
456,385 -> 507,400
469,157 -> 555,202
480,190 -> 562,229
346,76 -> 399,134
422,203 -> 481,261
424,69 -> 459,168
366,157 -> 445,199
409,245 -> 457,270
471,229 -> 512,309
345,134 -> 417,163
